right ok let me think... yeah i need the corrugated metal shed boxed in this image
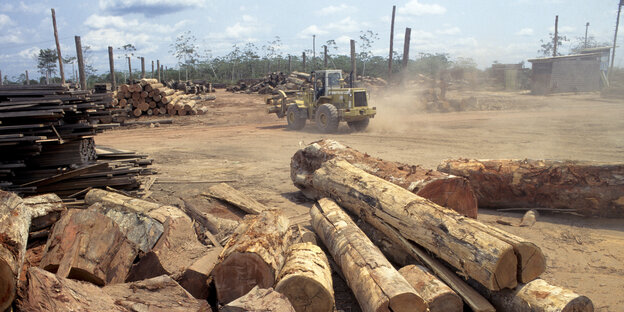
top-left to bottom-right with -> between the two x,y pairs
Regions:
527,53 -> 602,94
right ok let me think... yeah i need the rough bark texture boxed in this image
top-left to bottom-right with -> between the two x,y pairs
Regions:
0,191 -> 28,311
399,265 -> 463,312
222,286 -> 296,312
202,182 -> 267,215
311,198 -> 428,312
212,209 -> 290,304
22,193 -> 65,232
292,157 -> 518,291
39,209 -> 138,286
484,279 -> 594,312
126,216 -> 209,282
88,202 -> 163,253
85,188 -> 189,223
178,246 -> 222,299
275,242 -> 334,312
291,139 -> 478,218
438,158 -> 624,217
17,267 -> 211,311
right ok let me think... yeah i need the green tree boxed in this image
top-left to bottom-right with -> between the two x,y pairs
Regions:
262,36 -> 282,73
170,31 -> 200,81
358,30 -> 379,76
569,35 -> 610,54
538,33 -> 569,57
36,48 -> 58,83
118,43 -> 136,80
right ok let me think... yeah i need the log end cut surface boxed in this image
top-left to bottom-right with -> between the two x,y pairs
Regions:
517,242 -> 547,284
416,177 -> 478,218
276,275 -> 333,312
213,251 -> 275,304
0,259 -> 14,311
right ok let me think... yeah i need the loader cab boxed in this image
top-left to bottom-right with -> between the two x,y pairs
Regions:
313,70 -> 343,100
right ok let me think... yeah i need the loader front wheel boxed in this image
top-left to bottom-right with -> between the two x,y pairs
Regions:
286,104 -> 306,130
315,104 -> 339,133
347,118 -> 370,132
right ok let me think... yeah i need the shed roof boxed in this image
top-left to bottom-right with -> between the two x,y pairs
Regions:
527,52 -> 602,63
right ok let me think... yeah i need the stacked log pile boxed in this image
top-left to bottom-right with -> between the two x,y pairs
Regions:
227,72 -> 312,94
115,79 -> 213,117
166,80 -> 215,94
0,84 -> 151,197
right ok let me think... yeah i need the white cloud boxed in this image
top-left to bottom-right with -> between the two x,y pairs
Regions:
0,14 -> 12,29
317,4 -> 354,15
18,47 -> 39,59
436,27 -> 461,35
99,0 -> 206,16
0,2 -> 47,14
300,25 -> 328,37
297,16 -> 364,39
207,15 -> 268,41
241,15 -> 256,23
548,25 -> 575,33
399,0 -> 446,16
515,28 -> 534,36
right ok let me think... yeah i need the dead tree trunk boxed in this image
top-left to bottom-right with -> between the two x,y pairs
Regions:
311,198 -> 428,312
399,265 -> 463,312
292,140 -> 478,218
292,157 -> 519,291
0,191 -> 29,311
212,209 -> 290,304
222,286 -> 295,312
39,209 -> 138,285
275,242 -> 334,312
438,158 -> 624,217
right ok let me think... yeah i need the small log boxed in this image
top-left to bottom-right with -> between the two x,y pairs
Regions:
144,82 -> 164,92
212,209 -> 290,304
292,157 -> 518,291
202,182 -> 266,215
399,265 -> 463,312
275,242 -> 334,312
222,286 -> 295,312
133,108 -> 142,117
22,193 -> 65,232
178,246 -> 222,299
311,198 -> 428,312
0,191 -> 28,311
181,199 -> 238,243
438,158 -> 624,217
39,209 -> 138,285
293,139 -> 478,218
140,78 -> 158,85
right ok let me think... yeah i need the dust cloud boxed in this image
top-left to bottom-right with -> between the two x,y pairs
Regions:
366,85 -> 428,134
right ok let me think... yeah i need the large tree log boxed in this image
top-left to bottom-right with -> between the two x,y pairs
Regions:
17,267 -> 210,311
202,182 -> 267,215
292,157 -> 518,291
311,198 -> 428,312
399,265 -> 463,312
22,193 -> 66,232
0,191 -> 28,311
292,139 -> 478,218
178,246 -> 222,299
275,242 -> 334,312
222,286 -> 295,312
437,158 -> 624,217
39,208 -> 138,285
212,209 -> 290,304
479,279 -> 594,312
85,188 -> 189,223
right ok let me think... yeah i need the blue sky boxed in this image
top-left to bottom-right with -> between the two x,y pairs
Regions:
0,0 -> 622,80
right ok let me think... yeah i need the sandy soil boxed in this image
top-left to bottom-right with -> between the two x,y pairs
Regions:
96,88 -> 624,311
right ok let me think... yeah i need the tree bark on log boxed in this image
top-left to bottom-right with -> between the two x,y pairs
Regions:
85,188 -> 189,223
202,182 -> 267,215
292,139 -> 478,218
479,278 -> 594,312
399,265 -> 463,312
178,246 -> 222,299
0,191 -> 28,311
22,193 -> 65,232
275,242 -> 334,312
311,198 -> 428,312
222,286 -> 295,312
292,157 -> 518,291
212,209 -> 290,304
437,158 -> 624,217
39,209 -> 138,285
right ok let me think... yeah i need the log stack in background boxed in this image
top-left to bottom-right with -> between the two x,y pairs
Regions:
115,79 -> 213,117
227,71 -> 312,94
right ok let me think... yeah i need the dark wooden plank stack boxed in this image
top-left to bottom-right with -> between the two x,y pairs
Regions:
0,84 -> 150,198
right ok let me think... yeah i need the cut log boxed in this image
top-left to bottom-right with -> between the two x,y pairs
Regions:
437,158 -> 624,217
222,286 -> 295,312
212,209 -> 290,304
85,188 -> 189,223
181,198 -> 239,245
126,216 -> 209,282
292,157 -> 518,291
22,193 -> 65,232
293,140 -> 478,218
275,242 -> 334,312
17,267 -> 210,312
145,83 -> 164,92
88,202 -> 163,253
39,209 -> 138,285
311,198 -> 428,312
178,246 -> 222,299
0,191 -> 28,311
482,279 -> 594,312
399,265 -> 463,312
202,182 -> 267,214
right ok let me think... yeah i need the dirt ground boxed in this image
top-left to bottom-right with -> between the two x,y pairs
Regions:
96,88 -> 624,311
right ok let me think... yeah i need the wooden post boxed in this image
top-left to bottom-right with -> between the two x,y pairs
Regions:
51,9 -> 65,84
553,15 -> 559,57
151,60 -> 154,78
108,46 -> 116,90
141,57 -> 145,78
0,69 -> 2,85
323,45 -> 328,68
157,60 -> 160,82
25,70 -> 29,85
161,65 -> 164,81
610,1 -> 623,81
302,52 -> 306,72
127,57 -> 132,81
388,5 -> 396,78
312,34 -> 316,71
402,28 -> 411,70
75,36 -> 86,90
350,39 -> 356,85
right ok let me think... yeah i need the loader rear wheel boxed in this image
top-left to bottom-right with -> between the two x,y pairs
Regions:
315,104 -> 339,133
347,118 -> 370,132
286,104 -> 306,130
